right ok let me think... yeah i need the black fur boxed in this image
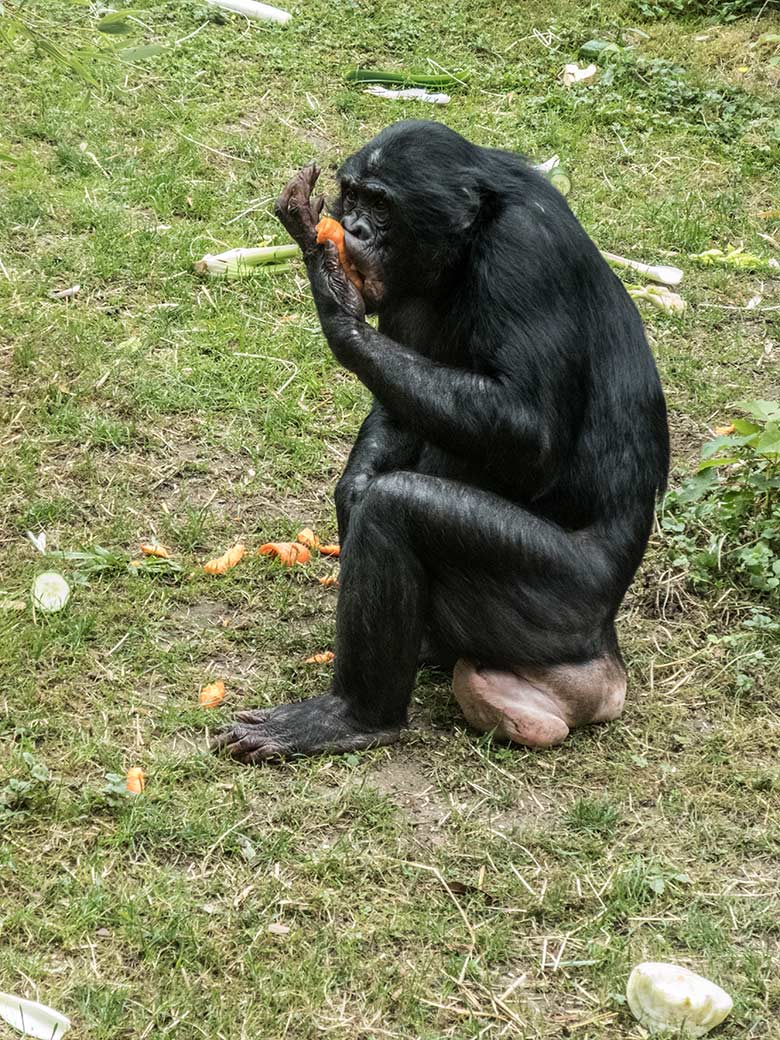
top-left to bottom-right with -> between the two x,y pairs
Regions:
215,120 -> 669,761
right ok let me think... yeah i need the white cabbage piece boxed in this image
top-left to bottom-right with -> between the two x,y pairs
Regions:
0,992 -> 71,1039
31,572 -> 70,613
627,962 -> 733,1037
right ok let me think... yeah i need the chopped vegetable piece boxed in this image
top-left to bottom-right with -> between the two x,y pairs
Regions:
204,544 -> 247,574
200,679 -> 226,708
194,244 -> 298,278
713,424 -> 736,436
31,572 -> 70,613
626,962 -> 733,1037
365,85 -> 451,105
205,0 -> 291,24
0,992 -> 71,1039
316,217 -> 364,290
126,767 -> 145,794
304,651 -> 335,664
258,542 -> 311,566
628,284 -> 687,314
319,544 -> 341,557
561,62 -> 598,86
601,250 -> 683,286
296,527 -> 320,549
140,542 -> 170,558
318,575 -> 339,587
346,68 -> 466,88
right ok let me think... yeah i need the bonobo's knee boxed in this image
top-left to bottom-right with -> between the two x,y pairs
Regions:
349,471 -> 415,531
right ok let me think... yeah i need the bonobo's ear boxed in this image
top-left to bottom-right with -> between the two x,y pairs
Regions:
455,173 -> 488,233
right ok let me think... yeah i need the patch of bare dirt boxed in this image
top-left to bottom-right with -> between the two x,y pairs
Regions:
368,754 -> 451,846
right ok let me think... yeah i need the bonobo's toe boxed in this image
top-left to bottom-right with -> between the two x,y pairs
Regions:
211,693 -> 402,763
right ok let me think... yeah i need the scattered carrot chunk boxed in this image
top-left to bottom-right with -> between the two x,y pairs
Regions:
319,544 -> 341,558
258,542 -> 311,566
140,542 -> 170,558
318,575 -> 339,587
304,651 -> 335,664
296,527 -> 321,549
126,767 -> 145,794
204,543 -> 247,574
714,424 -> 736,436
316,217 -> 364,291
200,679 -> 226,708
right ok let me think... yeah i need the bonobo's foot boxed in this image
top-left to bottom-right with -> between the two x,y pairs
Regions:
211,694 -> 402,763
453,656 -> 627,749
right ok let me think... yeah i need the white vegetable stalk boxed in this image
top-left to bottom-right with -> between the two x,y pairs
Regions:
629,284 -> 687,314
194,244 -> 298,278
627,962 -> 733,1037
206,0 -> 291,23
602,250 -> 683,286
31,572 -> 70,613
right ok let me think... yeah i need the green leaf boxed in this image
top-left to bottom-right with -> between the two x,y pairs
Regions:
756,33 -> 780,45
732,418 -> 760,437
97,8 -> 140,31
756,422 -> 780,458
698,455 -> 740,471
648,876 -> 666,894
675,468 -> 716,503
117,43 -> 166,62
735,399 -> 780,423
18,25 -> 100,86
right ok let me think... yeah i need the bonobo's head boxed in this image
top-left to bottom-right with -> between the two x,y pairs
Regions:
332,121 -> 484,312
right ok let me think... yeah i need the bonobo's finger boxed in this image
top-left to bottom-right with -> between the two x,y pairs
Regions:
236,709 -> 270,723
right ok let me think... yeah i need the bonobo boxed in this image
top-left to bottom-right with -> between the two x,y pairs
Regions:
213,120 -> 669,763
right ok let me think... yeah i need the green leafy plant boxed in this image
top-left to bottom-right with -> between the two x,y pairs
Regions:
662,400 -> 780,599
0,753 -> 51,820
633,0 -> 767,22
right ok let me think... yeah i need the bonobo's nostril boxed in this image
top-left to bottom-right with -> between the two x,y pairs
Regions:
343,213 -> 372,242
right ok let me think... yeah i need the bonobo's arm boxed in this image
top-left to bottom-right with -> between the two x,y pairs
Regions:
336,401 -> 420,541
275,165 -> 553,492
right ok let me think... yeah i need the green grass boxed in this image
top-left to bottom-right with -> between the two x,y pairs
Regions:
1,1 -> 779,1037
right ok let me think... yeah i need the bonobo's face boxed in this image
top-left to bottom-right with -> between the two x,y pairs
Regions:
332,176 -> 391,313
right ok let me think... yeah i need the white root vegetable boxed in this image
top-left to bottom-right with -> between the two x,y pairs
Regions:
206,0 -> 291,23
0,991 -> 71,1039
626,962 -> 733,1037
601,250 -> 683,286
31,572 -> 70,613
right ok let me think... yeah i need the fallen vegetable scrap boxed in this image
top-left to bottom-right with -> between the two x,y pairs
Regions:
561,62 -> 598,87
319,544 -> 341,557
0,992 -> 71,1039
304,651 -> 335,664
200,679 -> 226,708
629,284 -> 687,315
258,541 -> 311,566
318,575 -> 339,587
316,217 -> 364,291
203,543 -> 247,574
626,962 -> 732,1037
365,85 -> 451,105
688,244 -> 779,272
126,767 -> 145,794
296,527 -> 320,549
140,542 -> 170,558
194,244 -> 298,278
714,424 -> 736,436
31,572 -> 70,613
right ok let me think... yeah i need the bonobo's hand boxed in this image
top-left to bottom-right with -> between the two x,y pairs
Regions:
315,240 -> 366,325
274,163 -> 325,255
275,164 -> 365,327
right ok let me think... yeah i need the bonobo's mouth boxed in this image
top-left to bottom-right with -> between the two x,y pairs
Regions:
343,228 -> 385,312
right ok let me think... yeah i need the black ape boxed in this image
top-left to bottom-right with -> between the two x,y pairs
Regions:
214,120 -> 669,762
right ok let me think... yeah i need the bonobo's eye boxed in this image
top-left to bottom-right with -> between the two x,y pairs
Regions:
343,188 -> 358,210
373,197 -> 389,222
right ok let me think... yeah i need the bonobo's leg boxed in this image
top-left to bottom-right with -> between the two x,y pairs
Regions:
214,472 -> 624,763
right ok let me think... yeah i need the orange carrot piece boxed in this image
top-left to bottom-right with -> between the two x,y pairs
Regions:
140,542 -> 170,558
319,544 -> 341,558
316,217 -> 364,291
713,424 -> 736,436
304,651 -> 335,664
200,679 -> 226,708
204,544 -> 247,575
296,527 -> 320,550
318,575 -> 339,588
258,541 -> 311,567
126,767 -> 145,794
